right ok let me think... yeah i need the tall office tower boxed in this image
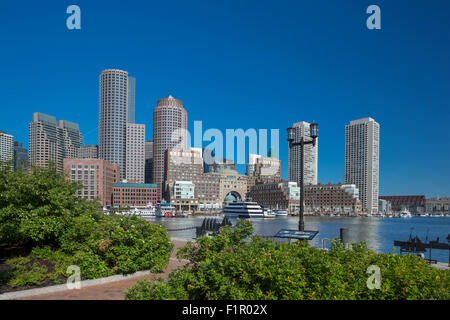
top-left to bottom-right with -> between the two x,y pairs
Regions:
145,140 -> 153,183
78,145 -> 98,159
98,69 -> 129,179
58,120 -> 82,160
345,117 -> 380,214
0,131 -> 14,169
13,141 -> 28,171
288,121 -> 318,185
125,123 -> 145,183
153,95 -> 188,200
127,77 -> 135,123
29,112 -> 82,171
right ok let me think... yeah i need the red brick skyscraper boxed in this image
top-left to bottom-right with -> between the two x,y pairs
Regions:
152,95 -> 187,200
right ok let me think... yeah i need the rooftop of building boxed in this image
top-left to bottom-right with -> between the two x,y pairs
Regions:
113,183 -> 157,188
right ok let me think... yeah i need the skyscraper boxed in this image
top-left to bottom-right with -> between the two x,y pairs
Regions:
0,131 -> 14,169
145,139 -> 153,184
288,121 -> 318,186
345,117 -> 380,214
14,141 -> 28,171
98,69 -> 129,179
125,123 -> 145,183
127,77 -> 135,123
78,145 -> 98,159
29,112 -> 82,171
153,95 -> 188,200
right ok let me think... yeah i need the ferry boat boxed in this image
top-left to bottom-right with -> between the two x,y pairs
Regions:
155,203 -> 176,217
273,209 -> 288,216
223,201 -> 264,218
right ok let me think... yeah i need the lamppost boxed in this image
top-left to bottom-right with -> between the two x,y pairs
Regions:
287,122 -> 319,231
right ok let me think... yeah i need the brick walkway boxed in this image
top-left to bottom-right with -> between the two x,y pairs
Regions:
20,240 -> 189,300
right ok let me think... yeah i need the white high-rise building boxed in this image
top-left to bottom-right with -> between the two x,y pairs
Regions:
98,69 -> 129,179
288,121 -> 318,185
345,117 -> 380,214
0,131 -> 14,169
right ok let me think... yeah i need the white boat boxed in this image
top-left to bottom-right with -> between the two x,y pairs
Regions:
155,203 -> 176,217
223,201 -> 264,218
273,209 -> 288,216
399,208 -> 412,218
129,203 -> 156,217
263,208 -> 276,218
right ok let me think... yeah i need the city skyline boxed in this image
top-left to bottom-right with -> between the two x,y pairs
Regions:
0,1 -> 449,197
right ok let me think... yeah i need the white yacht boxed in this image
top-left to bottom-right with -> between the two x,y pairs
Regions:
223,201 -> 264,218
273,209 -> 288,216
155,203 -> 176,217
263,208 -> 276,218
399,208 -> 412,218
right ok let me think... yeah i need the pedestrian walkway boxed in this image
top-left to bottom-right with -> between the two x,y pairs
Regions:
18,240 -> 189,300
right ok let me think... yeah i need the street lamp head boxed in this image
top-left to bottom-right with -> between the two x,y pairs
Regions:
287,127 -> 296,142
310,122 -> 318,139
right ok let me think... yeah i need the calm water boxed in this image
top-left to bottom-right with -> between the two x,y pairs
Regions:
144,216 -> 450,263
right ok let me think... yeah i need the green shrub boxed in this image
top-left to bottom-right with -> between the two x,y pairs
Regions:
126,219 -> 449,300
0,165 -> 174,288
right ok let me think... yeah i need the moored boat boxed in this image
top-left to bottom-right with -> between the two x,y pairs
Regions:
223,201 -> 264,218
156,203 -> 176,217
273,209 -> 288,216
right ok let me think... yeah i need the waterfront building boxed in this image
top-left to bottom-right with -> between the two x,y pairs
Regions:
379,195 -> 425,214
288,121 -> 318,186
378,199 -> 392,216
77,145 -> 98,159
249,181 -> 300,213
304,183 -> 362,214
0,131 -> 14,169
63,158 -> 120,207
164,147 -> 248,210
145,140 -> 153,184
345,117 -> 380,214
171,181 -> 197,211
127,77 -> 136,123
425,197 -> 450,215
125,123 -> 145,183
98,69 -> 129,179
206,158 -> 236,173
13,141 -> 28,171
253,155 -> 281,184
112,182 -> 158,207
29,112 -> 82,171
153,95 -> 188,200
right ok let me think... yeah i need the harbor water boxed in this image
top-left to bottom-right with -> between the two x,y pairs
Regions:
144,215 -> 450,263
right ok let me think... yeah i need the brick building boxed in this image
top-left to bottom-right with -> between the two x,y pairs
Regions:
112,183 -> 158,207
64,158 -> 120,207
379,195 -> 426,214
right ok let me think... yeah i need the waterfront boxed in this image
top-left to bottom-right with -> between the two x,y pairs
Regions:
145,216 -> 450,263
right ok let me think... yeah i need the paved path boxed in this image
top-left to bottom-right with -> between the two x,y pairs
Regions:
19,240 -> 189,300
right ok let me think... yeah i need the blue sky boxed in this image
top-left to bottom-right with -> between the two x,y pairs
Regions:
0,0 -> 449,197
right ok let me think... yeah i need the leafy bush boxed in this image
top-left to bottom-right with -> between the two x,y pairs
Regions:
126,219 -> 449,300
0,165 -> 173,288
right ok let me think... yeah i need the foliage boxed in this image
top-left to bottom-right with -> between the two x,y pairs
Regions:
126,219 -> 450,300
0,165 -> 173,288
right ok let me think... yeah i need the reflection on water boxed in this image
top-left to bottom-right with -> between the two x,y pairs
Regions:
144,216 -> 450,262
